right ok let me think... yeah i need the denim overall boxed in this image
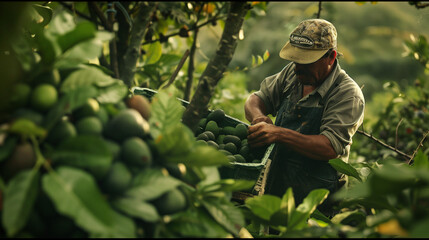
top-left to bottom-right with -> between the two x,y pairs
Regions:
265,73 -> 343,214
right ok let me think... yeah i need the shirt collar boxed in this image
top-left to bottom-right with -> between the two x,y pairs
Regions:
314,60 -> 341,99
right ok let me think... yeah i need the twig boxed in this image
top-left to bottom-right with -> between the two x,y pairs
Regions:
316,1 -> 322,18
142,15 -> 225,46
395,118 -> 403,150
59,2 -> 94,23
356,129 -> 412,161
408,130 -> 429,165
162,49 -> 190,89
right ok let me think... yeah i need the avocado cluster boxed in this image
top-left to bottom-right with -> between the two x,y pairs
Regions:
1,76 -> 188,237
195,109 -> 261,164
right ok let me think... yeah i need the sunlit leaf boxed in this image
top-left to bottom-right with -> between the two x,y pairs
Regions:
9,118 -> 46,139
329,158 -> 362,182
288,189 -> 329,230
245,194 -> 281,221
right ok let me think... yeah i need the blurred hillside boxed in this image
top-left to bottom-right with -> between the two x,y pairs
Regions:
198,2 -> 429,102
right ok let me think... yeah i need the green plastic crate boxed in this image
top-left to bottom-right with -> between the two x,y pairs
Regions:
132,87 -> 274,194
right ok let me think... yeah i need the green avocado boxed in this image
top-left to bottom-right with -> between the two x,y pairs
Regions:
223,135 -> 241,149
103,108 -> 150,143
101,161 -> 132,195
75,116 -> 103,135
235,123 -> 248,140
153,188 -> 187,215
121,137 -> 152,168
205,120 -> 219,137
207,109 -> 225,123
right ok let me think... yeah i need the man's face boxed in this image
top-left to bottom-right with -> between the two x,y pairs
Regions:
294,50 -> 335,86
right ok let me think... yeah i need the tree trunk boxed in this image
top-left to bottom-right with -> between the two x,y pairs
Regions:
182,2 -> 250,132
119,2 -> 157,87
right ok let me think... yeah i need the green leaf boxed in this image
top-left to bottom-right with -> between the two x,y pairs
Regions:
331,209 -> 366,225
112,197 -> 160,223
149,88 -> 185,139
125,168 -> 182,201
42,166 -> 136,237
413,149 -> 428,169
0,136 -> 18,163
35,31 -> 61,66
263,49 -> 270,61
96,82 -> 128,104
329,158 -> 362,182
10,33 -> 36,72
32,4 -> 52,27
9,118 -> 47,139
245,194 -> 281,221
202,198 -> 245,236
281,187 -> 295,224
288,189 -> 329,230
51,135 -> 113,180
2,170 -> 40,237
166,207 -> 230,238
155,123 -> 195,156
145,41 -> 162,65
57,21 -> 96,53
46,11 -> 76,36
199,178 -> 255,193
60,68 -> 117,93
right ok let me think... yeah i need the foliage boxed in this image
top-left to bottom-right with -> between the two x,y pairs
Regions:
0,6 -> 254,238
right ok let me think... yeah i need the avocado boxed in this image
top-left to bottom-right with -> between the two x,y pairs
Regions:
153,188 -> 187,215
223,135 -> 241,149
205,120 -> 219,137
235,123 -> 248,140
121,137 -> 152,168
103,108 -> 150,143
75,116 -> 103,135
207,109 -> 225,123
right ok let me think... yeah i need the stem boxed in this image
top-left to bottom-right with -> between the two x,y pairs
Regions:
395,118 -> 403,150
162,49 -> 190,89
408,130 -> 429,165
316,1 -> 322,18
356,129 -> 412,161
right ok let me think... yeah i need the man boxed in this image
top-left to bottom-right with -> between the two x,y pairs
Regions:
245,19 -> 365,215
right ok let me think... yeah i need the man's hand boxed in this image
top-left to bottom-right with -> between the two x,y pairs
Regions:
251,115 -> 273,125
247,122 -> 282,147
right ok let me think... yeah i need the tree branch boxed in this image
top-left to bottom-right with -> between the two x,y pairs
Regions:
356,129 -> 412,161
163,49 -> 190,89
59,2 -> 95,23
119,2 -> 157,87
316,1 -> 322,18
408,130 -> 429,165
142,14 -> 226,46
182,2 -> 251,132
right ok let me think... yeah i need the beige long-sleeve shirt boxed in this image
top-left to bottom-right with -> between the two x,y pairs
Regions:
254,60 -> 365,162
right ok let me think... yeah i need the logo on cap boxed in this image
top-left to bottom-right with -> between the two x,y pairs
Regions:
290,34 -> 314,48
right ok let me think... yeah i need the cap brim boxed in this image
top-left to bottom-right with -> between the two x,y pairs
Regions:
279,41 -> 329,64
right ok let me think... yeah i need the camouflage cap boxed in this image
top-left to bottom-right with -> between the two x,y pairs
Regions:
279,19 -> 337,64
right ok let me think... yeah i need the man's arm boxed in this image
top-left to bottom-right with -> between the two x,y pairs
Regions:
247,122 -> 338,161
244,93 -> 273,125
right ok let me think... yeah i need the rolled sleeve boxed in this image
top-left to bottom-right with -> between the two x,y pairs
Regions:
320,96 -> 365,156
